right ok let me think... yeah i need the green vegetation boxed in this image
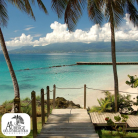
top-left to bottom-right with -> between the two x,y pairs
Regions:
0,96 -> 51,117
89,91 -> 135,114
89,91 -> 114,113
105,114 -> 128,138
0,96 -> 49,138
126,75 -> 138,88
97,130 -> 138,138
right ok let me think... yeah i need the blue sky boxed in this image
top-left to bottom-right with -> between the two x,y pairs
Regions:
3,1 -> 92,40
2,1 -> 138,47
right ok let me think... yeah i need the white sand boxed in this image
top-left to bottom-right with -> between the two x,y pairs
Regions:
73,67 -> 138,108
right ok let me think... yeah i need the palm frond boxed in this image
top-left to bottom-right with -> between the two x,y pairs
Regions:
126,74 -> 138,88
126,80 -> 132,85
37,0 -> 48,14
51,0 -> 68,18
8,0 -> 35,20
0,0 -> 8,27
24,0 -> 35,20
64,0 -> 86,31
134,80 -> 138,88
87,0 -> 103,26
8,0 -> 47,20
97,99 -> 102,106
112,0 -> 124,27
125,0 -> 138,27
7,0 -> 26,11
89,106 -> 101,112
104,0 -> 124,28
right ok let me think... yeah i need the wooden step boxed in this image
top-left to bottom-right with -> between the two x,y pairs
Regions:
43,123 -> 94,128
37,109 -> 99,138
36,134 -> 99,138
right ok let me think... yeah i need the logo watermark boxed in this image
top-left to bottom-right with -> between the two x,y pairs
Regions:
1,113 -> 30,136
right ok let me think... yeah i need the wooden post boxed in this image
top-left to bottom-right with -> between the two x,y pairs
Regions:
41,89 -> 45,127
47,86 -> 50,117
14,98 -> 22,138
84,84 -> 86,109
14,97 -> 21,113
31,91 -> 37,138
53,84 -> 56,109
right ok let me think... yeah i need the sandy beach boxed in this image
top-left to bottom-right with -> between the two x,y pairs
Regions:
73,66 -> 138,108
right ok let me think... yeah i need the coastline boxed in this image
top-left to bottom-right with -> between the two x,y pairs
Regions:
73,66 -> 138,108
1,52 -> 138,105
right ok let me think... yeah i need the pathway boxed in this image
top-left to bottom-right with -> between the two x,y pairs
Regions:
37,109 -> 99,138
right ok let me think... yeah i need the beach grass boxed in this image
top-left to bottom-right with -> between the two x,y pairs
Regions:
97,129 -> 138,138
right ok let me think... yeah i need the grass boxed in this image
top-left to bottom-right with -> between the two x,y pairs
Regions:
0,96 -> 53,138
97,129 -> 138,138
1,97 -> 138,138
0,115 -> 47,138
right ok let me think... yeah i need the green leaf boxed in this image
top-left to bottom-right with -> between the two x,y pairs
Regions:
114,115 -> 121,122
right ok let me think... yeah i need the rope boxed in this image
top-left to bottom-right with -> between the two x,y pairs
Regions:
119,91 -> 138,94
86,87 -> 138,95
86,87 -> 114,91
21,97 -> 34,107
56,87 -> 83,89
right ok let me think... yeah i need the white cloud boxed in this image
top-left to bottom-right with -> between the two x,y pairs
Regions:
24,27 -> 35,31
6,33 -> 33,46
14,30 -> 19,33
33,34 -> 42,37
6,14 -> 138,47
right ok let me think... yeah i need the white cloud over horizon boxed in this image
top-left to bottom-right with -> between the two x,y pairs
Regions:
14,30 -> 19,33
6,14 -> 138,47
24,27 -> 35,31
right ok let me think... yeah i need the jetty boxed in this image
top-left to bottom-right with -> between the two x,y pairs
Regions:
77,62 -> 138,65
37,109 -> 99,138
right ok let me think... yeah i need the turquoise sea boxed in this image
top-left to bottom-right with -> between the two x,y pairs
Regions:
0,52 -> 138,105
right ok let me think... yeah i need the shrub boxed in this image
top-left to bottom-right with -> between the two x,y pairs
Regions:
22,97 -> 31,101
21,103 -> 32,116
118,94 -> 134,113
105,114 -> 128,138
89,91 -> 134,113
36,96 -> 41,101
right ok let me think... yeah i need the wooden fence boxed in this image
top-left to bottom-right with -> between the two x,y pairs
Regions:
13,84 -> 87,138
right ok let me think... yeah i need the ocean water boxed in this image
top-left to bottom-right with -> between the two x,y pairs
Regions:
0,52 -> 138,105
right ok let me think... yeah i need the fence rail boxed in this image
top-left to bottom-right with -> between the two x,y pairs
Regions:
13,84 -> 138,138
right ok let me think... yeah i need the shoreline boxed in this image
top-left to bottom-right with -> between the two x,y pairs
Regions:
1,64 -> 138,105
73,67 -> 138,108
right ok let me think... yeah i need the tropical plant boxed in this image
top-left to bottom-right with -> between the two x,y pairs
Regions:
0,0 -> 47,112
51,0 -> 138,112
21,103 -> 32,116
126,75 -> 138,88
118,94 -> 134,113
105,114 -> 128,138
89,91 -> 134,114
126,75 -> 138,105
89,91 -> 114,113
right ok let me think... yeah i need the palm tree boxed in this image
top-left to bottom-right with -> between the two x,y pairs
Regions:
126,75 -> 138,88
99,0 -> 138,112
52,0 -> 138,112
0,0 -> 47,111
100,0 -> 124,112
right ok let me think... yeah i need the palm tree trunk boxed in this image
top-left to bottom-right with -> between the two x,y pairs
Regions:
0,28 -> 20,98
110,12 -> 119,113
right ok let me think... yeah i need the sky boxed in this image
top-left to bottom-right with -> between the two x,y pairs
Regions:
2,1 -> 138,47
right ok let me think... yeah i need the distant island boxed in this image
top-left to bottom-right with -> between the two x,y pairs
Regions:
0,41 -> 138,54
